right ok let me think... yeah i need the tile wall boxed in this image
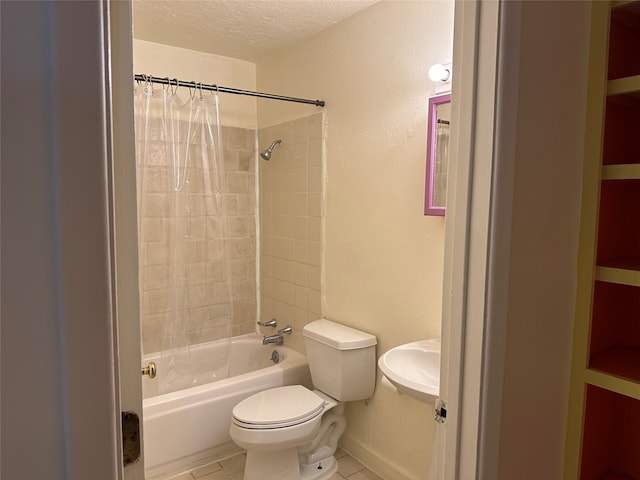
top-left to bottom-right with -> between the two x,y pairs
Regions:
258,113 -> 324,352
138,122 -> 257,354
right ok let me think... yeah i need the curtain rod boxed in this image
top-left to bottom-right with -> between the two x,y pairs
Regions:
134,74 -> 325,107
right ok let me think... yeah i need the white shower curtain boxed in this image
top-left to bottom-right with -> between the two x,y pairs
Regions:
134,81 -> 233,394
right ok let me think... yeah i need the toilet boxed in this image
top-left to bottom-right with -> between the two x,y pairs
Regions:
229,319 -> 377,480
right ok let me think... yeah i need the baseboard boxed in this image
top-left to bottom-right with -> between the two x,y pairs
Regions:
339,435 -> 425,480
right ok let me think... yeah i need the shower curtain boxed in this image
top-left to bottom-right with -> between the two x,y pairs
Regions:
134,80 -> 233,394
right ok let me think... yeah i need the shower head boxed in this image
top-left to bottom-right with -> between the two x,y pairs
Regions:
260,139 -> 282,161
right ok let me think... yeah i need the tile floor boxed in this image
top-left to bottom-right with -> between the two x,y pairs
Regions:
163,448 -> 383,480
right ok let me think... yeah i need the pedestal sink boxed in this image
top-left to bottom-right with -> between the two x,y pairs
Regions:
378,339 -> 440,403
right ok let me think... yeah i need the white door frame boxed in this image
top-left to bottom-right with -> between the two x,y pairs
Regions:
105,0 -> 513,478
437,0 -> 516,477
105,0 -> 145,479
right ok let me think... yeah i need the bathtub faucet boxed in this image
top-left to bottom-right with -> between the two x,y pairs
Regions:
257,319 -> 278,328
262,326 -> 293,345
262,334 -> 283,345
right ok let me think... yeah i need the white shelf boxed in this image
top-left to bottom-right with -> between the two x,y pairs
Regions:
611,0 -> 640,8
585,368 -> 640,401
608,75 -> 640,95
611,0 -> 640,9
602,163 -> 640,179
596,265 -> 640,286
590,345 -> 640,386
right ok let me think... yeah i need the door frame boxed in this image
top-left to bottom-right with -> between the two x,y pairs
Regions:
437,0 -> 518,477
439,1 -> 592,478
436,0 -> 501,476
105,0 -> 512,478
105,1 -> 145,479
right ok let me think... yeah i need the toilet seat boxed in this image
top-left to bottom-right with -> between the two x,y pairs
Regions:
232,385 -> 325,430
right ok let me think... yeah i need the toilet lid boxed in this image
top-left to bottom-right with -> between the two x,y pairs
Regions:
232,385 -> 325,429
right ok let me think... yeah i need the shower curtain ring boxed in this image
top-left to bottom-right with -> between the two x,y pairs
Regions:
170,78 -> 178,95
188,81 -> 196,99
143,74 -> 152,94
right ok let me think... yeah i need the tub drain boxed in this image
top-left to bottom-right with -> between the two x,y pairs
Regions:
271,350 -> 280,364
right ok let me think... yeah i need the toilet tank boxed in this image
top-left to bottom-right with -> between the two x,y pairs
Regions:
303,319 -> 377,401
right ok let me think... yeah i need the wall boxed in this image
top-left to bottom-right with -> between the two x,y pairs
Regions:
133,40 -> 257,129
256,2 -> 454,478
258,114 -> 324,351
133,41 -> 259,353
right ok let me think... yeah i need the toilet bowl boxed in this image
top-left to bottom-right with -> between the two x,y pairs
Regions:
230,386 -> 343,480
229,319 -> 377,480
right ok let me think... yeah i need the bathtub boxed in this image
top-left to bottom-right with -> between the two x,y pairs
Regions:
142,334 -> 311,477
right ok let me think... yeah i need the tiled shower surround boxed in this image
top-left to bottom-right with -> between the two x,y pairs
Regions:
258,113 -> 323,352
139,124 -> 257,354
139,113 -> 322,355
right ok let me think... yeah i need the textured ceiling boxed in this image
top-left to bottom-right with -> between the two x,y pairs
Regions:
132,0 -> 379,62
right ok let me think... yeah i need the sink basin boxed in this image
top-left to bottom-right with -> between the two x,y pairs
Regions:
378,339 -> 440,403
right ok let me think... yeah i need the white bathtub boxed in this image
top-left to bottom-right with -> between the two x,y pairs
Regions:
142,334 -> 311,477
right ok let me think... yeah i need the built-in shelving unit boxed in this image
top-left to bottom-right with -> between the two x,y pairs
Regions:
566,1 -> 640,479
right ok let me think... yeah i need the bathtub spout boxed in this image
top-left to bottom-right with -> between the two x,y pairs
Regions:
262,325 -> 292,345
262,334 -> 284,345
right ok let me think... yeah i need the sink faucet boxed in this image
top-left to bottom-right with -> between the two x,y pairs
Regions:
262,326 -> 293,345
